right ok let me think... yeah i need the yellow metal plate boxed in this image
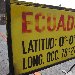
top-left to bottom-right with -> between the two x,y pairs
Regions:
10,3 -> 75,75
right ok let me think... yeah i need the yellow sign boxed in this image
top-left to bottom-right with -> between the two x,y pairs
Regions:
10,2 -> 75,75
10,0 -> 17,3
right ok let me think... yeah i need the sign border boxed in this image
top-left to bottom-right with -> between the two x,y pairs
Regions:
6,1 -> 75,75
6,0 -> 14,75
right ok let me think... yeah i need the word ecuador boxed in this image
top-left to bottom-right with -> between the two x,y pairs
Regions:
22,12 -> 75,33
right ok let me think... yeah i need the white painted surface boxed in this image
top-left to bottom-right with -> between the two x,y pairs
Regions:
0,25 -> 9,75
18,0 -> 75,9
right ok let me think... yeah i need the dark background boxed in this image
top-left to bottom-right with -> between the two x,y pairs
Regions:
0,0 -> 6,25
